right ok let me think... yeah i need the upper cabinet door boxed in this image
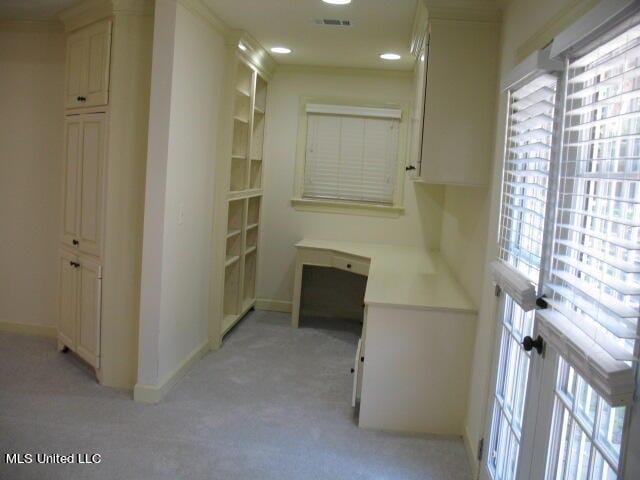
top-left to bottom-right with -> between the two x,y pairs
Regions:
76,255 -> 102,368
79,113 -> 107,257
61,117 -> 82,248
65,20 -> 112,110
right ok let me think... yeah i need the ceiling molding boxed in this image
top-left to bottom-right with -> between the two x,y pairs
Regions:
422,0 -> 502,23
274,64 -> 413,78
227,30 -> 277,80
58,0 -> 153,31
177,0 -> 230,36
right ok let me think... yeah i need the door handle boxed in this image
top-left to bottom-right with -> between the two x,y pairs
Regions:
522,335 -> 544,355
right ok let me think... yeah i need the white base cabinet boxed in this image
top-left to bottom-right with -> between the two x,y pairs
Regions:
58,248 -> 102,369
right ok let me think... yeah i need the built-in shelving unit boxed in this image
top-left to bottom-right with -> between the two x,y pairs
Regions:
216,45 -> 270,339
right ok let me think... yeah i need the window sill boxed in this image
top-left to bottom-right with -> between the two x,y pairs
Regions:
291,197 -> 404,218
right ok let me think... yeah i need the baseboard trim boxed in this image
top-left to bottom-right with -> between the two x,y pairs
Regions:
463,423 -> 480,479
0,320 -> 57,338
133,339 -> 209,404
255,298 -> 292,313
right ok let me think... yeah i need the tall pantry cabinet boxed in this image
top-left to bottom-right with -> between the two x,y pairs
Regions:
57,0 -> 153,389
210,35 -> 275,347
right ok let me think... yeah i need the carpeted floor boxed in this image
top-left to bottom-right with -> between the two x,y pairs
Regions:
0,310 -> 472,480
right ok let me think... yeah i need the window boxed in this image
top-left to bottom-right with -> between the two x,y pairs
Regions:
486,9 -> 640,480
487,72 -> 559,480
299,103 -> 402,208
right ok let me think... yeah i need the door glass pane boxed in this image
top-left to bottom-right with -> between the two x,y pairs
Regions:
546,358 -> 626,479
487,296 -> 534,480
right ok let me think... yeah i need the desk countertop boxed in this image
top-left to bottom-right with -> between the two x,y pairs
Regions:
295,239 -> 476,314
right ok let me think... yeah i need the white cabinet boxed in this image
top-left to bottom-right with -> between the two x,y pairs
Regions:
58,249 -> 102,369
58,249 -> 78,349
61,113 -> 106,257
407,7 -> 499,186
65,20 -> 111,109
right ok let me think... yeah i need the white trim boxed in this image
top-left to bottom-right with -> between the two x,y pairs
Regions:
501,48 -> 563,91
291,197 -> 404,218
489,260 -> 538,311
305,103 -> 402,119
133,339 -> 209,403
537,310 -> 635,406
0,320 -> 57,338
255,299 -> 293,313
550,0 -> 638,58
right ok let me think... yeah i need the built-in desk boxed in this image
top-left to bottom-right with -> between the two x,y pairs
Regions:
292,239 -> 477,435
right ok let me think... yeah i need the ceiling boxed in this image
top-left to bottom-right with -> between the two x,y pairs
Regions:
1,0 -> 419,70
203,0 -> 418,70
0,0 -> 78,19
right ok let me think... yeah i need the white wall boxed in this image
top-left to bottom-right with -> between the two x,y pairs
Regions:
0,21 -> 64,331
257,68 -> 445,304
137,0 -> 227,387
459,1 -> 640,478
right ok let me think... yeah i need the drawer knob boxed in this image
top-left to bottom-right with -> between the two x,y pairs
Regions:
347,264 -> 352,269
77,96 -> 87,102
350,368 -> 354,373
72,239 -> 79,245
405,165 -> 416,171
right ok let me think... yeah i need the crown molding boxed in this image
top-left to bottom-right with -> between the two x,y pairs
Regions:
58,0 -> 153,31
227,30 -> 277,80
177,0 -> 230,36
422,0 -> 502,23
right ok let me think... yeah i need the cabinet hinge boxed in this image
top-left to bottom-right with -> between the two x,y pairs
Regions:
477,437 -> 484,462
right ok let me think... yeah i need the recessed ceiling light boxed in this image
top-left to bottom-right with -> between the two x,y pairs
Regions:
380,53 -> 401,60
271,46 -> 292,54
238,42 -> 247,51
322,0 -> 352,4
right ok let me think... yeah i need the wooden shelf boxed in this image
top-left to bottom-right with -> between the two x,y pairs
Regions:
219,57 -> 267,343
222,299 -> 255,336
225,255 -> 240,267
235,87 -> 250,98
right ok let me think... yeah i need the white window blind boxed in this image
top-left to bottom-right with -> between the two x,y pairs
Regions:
493,72 -> 559,306
539,15 -> 640,405
303,109 -> 399,204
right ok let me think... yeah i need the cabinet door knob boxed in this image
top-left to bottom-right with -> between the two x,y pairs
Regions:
77,96 -> 86,102
72,239 -> 79,245
522,335 -> 544,355
347,264 -> 352,269
405,165 -> 416,171
69,261 -> 80,268
350,368 -> 354,373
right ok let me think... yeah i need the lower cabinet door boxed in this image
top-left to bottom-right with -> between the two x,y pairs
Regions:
58,250 -> 78,348
352,338 -> 363,408
76,256 -> 102,368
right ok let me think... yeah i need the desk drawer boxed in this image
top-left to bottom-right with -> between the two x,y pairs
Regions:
332,254 -> 369,276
